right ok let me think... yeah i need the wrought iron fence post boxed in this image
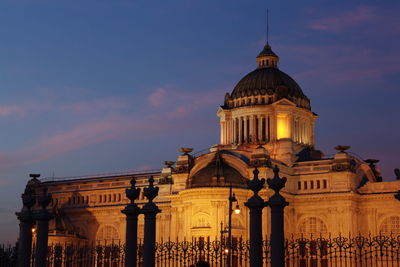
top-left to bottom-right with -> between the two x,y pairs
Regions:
142,176 -> 161,267
245,166 -> 265,267
34,185 -> 53,267
266,166 -> 288,267
121,177 -> 141,267
16,175 -> 38,267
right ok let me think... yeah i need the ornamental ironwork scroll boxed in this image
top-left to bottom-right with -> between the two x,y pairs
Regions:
3,233 -> 400,267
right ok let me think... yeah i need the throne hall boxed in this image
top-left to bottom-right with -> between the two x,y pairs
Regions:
32,42 -> 400,245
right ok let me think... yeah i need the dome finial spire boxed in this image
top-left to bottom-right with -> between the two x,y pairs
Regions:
266,8 -> 269,45
256,8 -> 278,68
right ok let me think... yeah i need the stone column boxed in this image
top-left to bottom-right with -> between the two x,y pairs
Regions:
233,118 -> 236,143
244,117 -> 248,143
238,117 -> 242,143
142,176 -> 161,267
122,177 -> 141,267
34,186 -> 53,267
266,166 -> 288,267
16,175 -> 37,267
245,167 -> 266,267
258,116 -> 263,143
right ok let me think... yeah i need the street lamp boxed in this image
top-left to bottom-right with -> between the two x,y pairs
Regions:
227,183 -> 240,267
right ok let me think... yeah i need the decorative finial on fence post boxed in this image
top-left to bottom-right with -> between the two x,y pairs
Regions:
266,165 -> 288,267
267,165 -> 287,196
144,176 -> 159,203
245,165 -> 266,267
142,176 -> 161,267
122,176 -> 142,267
247,166 -> 265,197
126,177 -> 141,204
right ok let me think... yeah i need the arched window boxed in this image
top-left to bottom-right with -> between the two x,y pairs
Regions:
380,216 -> 400,234
97,225 -> 119,242
299,217 -> 327,235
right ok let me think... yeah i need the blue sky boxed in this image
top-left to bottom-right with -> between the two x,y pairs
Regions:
0,0 -> 399,242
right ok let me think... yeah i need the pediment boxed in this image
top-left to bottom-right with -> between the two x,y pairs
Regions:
216,106 -> 225,116
272,98 -> 296,107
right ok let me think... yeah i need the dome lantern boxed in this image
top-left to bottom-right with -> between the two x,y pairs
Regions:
256,43 -> 279,68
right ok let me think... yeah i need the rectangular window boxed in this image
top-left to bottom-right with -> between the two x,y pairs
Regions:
323,180 -> 327,189
277,113 -> 290,139
298,181 -> 301,190
304,181 -> 308,190
310,181 -> 314,189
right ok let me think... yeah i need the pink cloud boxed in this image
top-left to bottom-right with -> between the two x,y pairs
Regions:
309,6 -> 376,32
0,105 -> 26,117
148,88 -> 167,107
60,97 -> 129,113
147,86 -> 224,118
0,85 -> 225,172
281,44 -> 400,86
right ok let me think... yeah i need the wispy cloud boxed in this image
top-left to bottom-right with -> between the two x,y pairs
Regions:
0,105 -> 26,117
309,6 -> 376,32
0,86 -> 224,171
59,97 -> 130,114
282,44 -> 400,86
0,96 -> 129,119
148,87 -> 168,107
308,5 -> 400,35
148,87 -> 224,118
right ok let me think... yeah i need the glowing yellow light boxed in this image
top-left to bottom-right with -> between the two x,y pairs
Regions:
32,228 -> 35,233
224,249 -> 229,253
234,204 -> 240,214
277,114 -> 290,139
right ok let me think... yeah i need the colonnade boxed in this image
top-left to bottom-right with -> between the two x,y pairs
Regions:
220,114 -> 313,146
221,115 -> 271,145
293,118 -> 311,145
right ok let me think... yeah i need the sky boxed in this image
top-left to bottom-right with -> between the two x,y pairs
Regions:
0,0 -> 399,243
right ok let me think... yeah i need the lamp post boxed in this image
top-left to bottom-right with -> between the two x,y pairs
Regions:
227,183 -> 240,267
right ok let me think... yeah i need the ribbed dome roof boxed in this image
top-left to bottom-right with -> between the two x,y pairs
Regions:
231,67 -> 306,100
224,43 -> 311,110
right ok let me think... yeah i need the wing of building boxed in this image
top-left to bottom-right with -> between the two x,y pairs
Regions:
35,42 -> 400,245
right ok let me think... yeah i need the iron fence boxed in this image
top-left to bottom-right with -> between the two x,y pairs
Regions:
2,234 -> 400,266
0,244 -> 17,267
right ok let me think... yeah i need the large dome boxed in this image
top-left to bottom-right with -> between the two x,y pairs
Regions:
231,67 -> 306,100
224,44 -> 311,110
